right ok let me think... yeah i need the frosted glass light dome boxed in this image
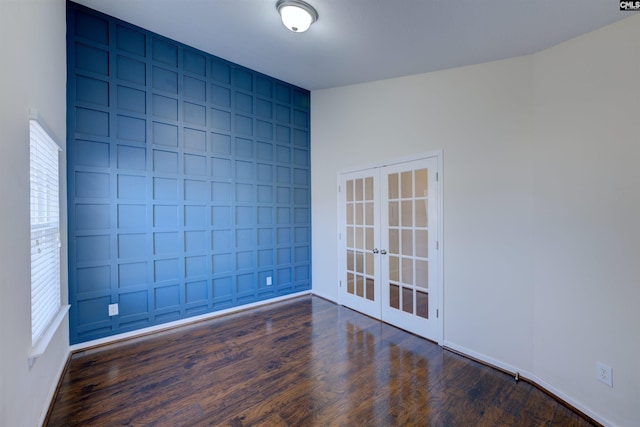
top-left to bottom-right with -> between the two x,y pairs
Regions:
276,0 -> 318,33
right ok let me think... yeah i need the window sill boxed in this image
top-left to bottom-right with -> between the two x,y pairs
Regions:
28,305 -> 70,368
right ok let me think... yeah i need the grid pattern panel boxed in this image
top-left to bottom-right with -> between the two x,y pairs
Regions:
387,169 -> 429,318
67,3 -> 311,343
345,177 -> 375,302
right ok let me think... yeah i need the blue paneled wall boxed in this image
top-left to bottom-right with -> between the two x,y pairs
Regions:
67,2 -> 311,344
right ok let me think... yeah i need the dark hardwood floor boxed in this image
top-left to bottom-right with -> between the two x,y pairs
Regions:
47,296 -> 596,426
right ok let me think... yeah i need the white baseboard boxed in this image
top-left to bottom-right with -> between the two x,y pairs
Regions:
443,341 -> 615,427
38,347 -> 71,427
443,340 -> 521,377
310,290 -> 338,304
70,291 -> 311,352
523,370 -> 615,427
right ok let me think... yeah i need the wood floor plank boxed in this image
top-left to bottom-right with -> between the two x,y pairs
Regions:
46,296 -> 597,427
477,406 -> 517,426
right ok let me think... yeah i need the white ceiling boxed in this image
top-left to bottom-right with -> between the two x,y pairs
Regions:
73,0 -> 633,91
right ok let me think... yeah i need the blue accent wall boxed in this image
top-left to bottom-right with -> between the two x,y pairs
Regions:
67,2 -> 311,344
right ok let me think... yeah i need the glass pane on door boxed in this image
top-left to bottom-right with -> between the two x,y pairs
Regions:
386,168 -> 429,318
345,176 -> 376,302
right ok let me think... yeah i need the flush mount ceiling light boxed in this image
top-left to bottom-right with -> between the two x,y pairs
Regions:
276,0 -> 318,33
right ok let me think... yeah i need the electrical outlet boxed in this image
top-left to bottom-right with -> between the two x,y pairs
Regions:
597,362 -> 613,387
266,276 -> 272,286
108,303 -> 119,317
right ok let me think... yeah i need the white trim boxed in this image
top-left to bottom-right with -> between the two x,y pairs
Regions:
37,346 -> 70,427
29,305 -> 70,368
435,151 -> 444,345
336,176 -> 343,306
312,289 -> 338,304
526,371 -> 616,427
444,340 -> 520,375
70,291 -> 311,351
29,115 -> 64,360
337,150 -> 443,176
29,109 -> 62,150
443,341 -> 616,427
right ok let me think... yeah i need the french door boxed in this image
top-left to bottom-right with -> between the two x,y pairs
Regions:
339,155 -> 441,342
340,169 -> 381,319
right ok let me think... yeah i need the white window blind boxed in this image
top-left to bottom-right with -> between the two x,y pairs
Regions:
30,118 -> 61,347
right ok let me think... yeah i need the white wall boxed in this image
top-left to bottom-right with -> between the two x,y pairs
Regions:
531,15 -> 640,426
312,54 -> 536,372
311,15 -> 640,427
0,0 -> 69,426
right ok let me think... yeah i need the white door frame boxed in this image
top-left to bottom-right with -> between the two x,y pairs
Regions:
336,150 -> 444,345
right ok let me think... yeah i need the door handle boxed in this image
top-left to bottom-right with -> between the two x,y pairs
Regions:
372,248 -> 379,254
380,249 -> 387,255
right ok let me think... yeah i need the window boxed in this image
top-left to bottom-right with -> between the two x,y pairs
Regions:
29,118 -> 63,352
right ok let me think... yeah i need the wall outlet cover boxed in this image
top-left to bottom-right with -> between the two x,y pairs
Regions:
597,362 -> 613,387
108,303 -> 119,317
